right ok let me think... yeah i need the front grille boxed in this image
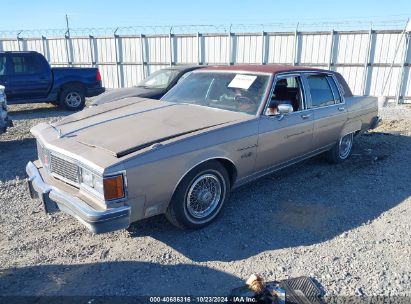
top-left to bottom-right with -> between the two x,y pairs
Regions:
50,154 -> 80,184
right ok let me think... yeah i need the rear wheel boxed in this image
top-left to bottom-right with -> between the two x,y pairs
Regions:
165,161 -> 230,229
326,133 -> 354,163
59,86 -> 85,111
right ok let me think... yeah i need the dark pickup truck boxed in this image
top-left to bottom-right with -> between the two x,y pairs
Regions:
0,51 -> 105,110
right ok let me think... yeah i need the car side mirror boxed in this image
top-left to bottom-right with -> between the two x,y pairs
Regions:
265,103 -> 294,116
277,104 -> 294,115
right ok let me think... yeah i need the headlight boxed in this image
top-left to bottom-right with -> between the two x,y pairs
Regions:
80,168 -> 125,201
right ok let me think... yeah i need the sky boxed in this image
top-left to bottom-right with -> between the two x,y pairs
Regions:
0,0 -> 410,31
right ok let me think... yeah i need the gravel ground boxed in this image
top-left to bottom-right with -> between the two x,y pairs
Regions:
0,101 -> 410,299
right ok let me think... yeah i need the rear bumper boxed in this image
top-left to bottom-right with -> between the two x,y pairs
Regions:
26,161 -> 130,234
370,116 -> 380,129
86,86 -> 105,97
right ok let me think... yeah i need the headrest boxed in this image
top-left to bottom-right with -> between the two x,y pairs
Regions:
276,79 -> 288,87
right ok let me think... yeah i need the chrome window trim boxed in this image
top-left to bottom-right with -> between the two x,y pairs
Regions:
329,74 -> 346,104
260,72 -> 307,117
325,75 -> 343,104
301,72 -> 346,109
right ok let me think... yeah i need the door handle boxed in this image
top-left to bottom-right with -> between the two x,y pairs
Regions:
338,107 -> 345,111
301,114 -> 311,119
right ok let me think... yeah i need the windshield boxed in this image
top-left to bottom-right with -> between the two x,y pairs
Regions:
136,69 -> 180,89
161,71 -> 270,115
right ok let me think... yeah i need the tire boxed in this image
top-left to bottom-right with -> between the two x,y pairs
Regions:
326,133 -> 354,163
165,160 -> 230,229
59,85 -> 86,111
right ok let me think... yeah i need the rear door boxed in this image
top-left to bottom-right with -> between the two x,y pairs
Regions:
6,53 -> 52,100
302,73 -> 348,150
255,73 -> 314,172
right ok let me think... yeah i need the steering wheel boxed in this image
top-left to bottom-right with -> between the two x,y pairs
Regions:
234,95 -> 255,104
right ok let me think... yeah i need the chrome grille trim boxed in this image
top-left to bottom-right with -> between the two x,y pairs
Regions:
50,154 -> 80,184
36,140 -> 80,187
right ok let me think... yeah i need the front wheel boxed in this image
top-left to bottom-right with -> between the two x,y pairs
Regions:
326,133 -> 354,163
59,86 -> 86,111
165,161 -> 230,229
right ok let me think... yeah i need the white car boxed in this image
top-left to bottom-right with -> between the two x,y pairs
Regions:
0,85 -> 12,134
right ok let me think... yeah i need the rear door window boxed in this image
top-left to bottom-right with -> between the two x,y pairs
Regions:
306,74 -> 336,108
0,55 -> 6,75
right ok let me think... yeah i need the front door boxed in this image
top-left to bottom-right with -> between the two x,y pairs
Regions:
6,53 -> 52,101
255,74 -> 314,172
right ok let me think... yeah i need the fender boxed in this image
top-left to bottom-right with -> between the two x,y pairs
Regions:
172,149 -> 238,196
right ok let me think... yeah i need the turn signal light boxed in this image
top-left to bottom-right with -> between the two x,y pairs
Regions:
103,175 -> 125,201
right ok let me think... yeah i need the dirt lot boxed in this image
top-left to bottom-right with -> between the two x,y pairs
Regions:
0,102 -> 410,299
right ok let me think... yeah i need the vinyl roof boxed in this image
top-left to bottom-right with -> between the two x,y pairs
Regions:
202,64 -> 330,75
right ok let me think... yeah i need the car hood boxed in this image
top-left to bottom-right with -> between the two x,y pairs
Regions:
51,97 -> 251,158
91,87 -> 165,106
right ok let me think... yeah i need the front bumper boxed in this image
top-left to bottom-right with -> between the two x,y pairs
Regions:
26,161 -> 130,234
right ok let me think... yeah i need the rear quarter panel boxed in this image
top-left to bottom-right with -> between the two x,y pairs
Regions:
51,68 -> 102,93
342,96 -> 378,136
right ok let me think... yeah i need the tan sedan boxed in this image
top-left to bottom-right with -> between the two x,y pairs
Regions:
26,65 -> 379,233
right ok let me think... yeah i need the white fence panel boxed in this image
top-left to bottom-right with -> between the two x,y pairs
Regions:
98,64 -> 117,88
95,38 -> 116,63
204,35 -> 229,64
25,39 -> 44,53
234,34 -> 262,64
48,38 -> 68,64
123,64 -> 144,87
121,37 -> 143,63
146,36 -> 170,63
335,66 -> 366,95
71,38 -> 92,64
336,33 -> 369,64
300,33 -> 332,65
1,40 -> 20,51
267,34 -> 294,64
0,29 -> 410,102
175,35 -> 198,64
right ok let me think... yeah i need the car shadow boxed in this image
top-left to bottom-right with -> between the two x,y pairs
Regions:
0,137 -> 36,181
0,261 -> 241,296
128,132 -> 411,262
